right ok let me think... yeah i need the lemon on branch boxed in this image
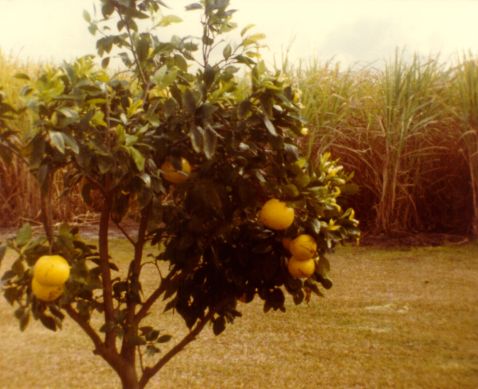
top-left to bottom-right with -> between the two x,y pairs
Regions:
161,158 -> 191,184
289,234 -> 317,261
287,257 -> 316,279
259,199 -> 294,230
33,255 -> 70,286
31,278 -> 64,302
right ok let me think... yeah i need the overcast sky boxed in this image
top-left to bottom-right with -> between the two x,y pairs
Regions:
1,0 -> 477,68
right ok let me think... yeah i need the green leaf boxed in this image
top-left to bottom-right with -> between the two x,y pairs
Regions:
182,89 -> 197,115
318,276 -> 333,289
316,257 -> 333,289
14,73 -> 30,81
190,125 -> 204,151
4,287 -> 18,305
238,100 -> 252,118
304,280 -> 324,298
16,223 -> 32,247
1,270 -> 15,282
317,256 -> 330,278
136,35 -> 150,62
140,325 -> 153,334
56,107 -> 78,120
49,131 -> 65,154
293,290 -> 304,305
49,304 -> 65,320
88,23 -> 98,35
203,126 -> 217,159
128,147 -> 146,171
173,54 -> 188,71
83,10 -> 91,23
309,219 -> 322,235
126,8 -> 149,19
185,3 -> 202,11
159,15 -> 182,27
119,52 -> 133,67
204,65 -> 216,89
19,310 -> 30,331
146,329 -> 160,342
101,57 -> 110,68
146,344 -> 161,356
240,24 -> 255,37
213,317 -> 226,335
62,133 -> 79,154
12,258 -> 24,276
163,98 -> 178,117
40,315 -> 58,332
242,33 -> 266,47
157,334 -> 172,343
127,334 -> 147,346
282,183 -> 300,199
223,44 -> 232,59
263,116 -> 278,136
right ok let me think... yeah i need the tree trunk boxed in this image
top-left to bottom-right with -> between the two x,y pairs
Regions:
118,363 -> 140,389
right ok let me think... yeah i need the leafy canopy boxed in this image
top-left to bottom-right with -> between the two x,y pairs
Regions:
0,0 -> 359,387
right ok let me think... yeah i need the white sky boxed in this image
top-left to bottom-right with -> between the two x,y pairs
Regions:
0,0 -> 477,68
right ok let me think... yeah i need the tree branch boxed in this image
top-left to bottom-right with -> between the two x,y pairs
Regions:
138,310 -> 214,389
113,220 -> 136,246
98,194 -> 116,349
121,203 -> 151,362
66,304 -> 130,381
133,270 -> 177,325
119,13 -> 148,88
65,305 -> 103,351
40,171 -> 54,247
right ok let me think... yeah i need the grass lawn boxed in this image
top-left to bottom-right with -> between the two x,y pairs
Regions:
1,240 -> 477,388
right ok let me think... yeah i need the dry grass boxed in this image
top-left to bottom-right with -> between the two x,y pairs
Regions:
295,53 -> 476,235
1,50 -> 477,236
1,239 -> 477,388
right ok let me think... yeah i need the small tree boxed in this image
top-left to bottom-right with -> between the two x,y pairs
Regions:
0,1 -> 359,388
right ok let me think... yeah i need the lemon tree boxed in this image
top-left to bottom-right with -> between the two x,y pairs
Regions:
0,1 -> 359,388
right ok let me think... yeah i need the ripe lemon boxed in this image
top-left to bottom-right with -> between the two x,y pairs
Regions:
300,127 -> 309,136
161,158 -> 191,184
259,199 -> 294,230
287,257 -> 315,279
289,234 -> 317,261
33,255 -> 70,286
31,278 -> 64,302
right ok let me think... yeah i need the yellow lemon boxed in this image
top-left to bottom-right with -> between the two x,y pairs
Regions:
33,255 -> 70,286
31,278 -> 64,302
161,158 -> 191,184
289,234 -> 317,261
287,257 -> 315,279
259,199 -> 294,230
300,127 -> 309,136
